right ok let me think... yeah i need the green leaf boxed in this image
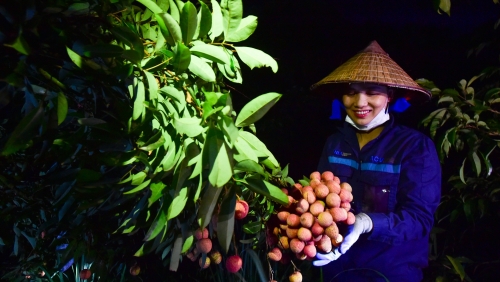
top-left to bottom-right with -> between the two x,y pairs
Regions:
242,178 -> 288,205
148,182 -> 166,207
124,179 -> 152,194
4,34 -> 31,55
209,0 -> 223,40
218,114 -> 239,144
238,131 -> 279,167
197,1 -> 212,38
217,188 -> 236,253
182,235 -> 194,253
234,46 -> 278,73
56,92 -> 68,125
446,255 -> 465,280
169,236 -> 183,271
174,117 -> 204,137
188,55 -> 216,82
144,70 -> 158,100
204,127 -> 232,187
234,159 -> 265,175
111,26 -> 144,61
169,0 -> 180,22
190,43 -> 229,64
160,85 -> 185,105
82,44 -> 124,57
470,152 -> 481,177
137,0 -> 163,13
139,133 -> 165,151
167,186 -> 188,220
156,12 -> 182,46
459,158 -> 466,184
438,0 -> 451,15
197,183 -> 223,228
130,77 -> 146,120
173,42 -> 191,73
221,0 -> 242,39
180,1 -> 197,45
235,92 -> 281,127
243,221 -> 261,234
233,135 -> 259,163
1,103 -> 44,156
144,203 -> 167,240
66,46 -> 84,68
226,15 -> 258,42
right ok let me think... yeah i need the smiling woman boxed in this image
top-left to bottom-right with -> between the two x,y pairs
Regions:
311,41 -> 442,281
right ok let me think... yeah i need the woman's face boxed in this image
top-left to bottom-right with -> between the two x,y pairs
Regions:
342,83 -> 390,126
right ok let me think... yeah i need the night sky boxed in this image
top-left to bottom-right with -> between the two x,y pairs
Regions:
230,0 -> 500,179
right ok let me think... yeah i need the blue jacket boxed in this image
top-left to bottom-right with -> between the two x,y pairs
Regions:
317,117 -> 441,282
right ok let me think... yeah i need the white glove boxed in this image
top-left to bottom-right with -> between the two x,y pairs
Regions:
340,213 -> 373,254
312,248 -> 342,267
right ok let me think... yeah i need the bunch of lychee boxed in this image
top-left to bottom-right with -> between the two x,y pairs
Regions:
186,199 -> 248,272
267,171 -> 354,264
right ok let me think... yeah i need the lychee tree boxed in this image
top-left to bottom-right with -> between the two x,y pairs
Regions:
0,0 -> 293,280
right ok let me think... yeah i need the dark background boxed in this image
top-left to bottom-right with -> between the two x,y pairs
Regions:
228,0 -> 500,179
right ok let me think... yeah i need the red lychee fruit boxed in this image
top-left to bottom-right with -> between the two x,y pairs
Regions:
326,192 -> 341,208
324,222 -> 339,240
311,221 -> 325,237
314,184 -> 330,199
277,211 -> 290,223
286,227 -> 299,239
332,233 -> 343,247
235,200 -> 249,220
330,207 -> 348,222
339,189 -> 353,203
80,269 -> 91,280
289,271 -> 303,282
279,236 -> 290,249
321,171 -> 334,182
297,227 -> 313,242
325,180 -> 341,194
199,256 -> 211,269
286,214 -> 301,228
340,201 -> 351,211
196,238 -> 213,254
302,190 -> 316,204
226,255 -> 243,273
340,182 -> 352,192
194,228 -> 209,240
130,264 -> 140,276
209,251 -> 222,264
309,201 -> 325,216
290,238 -> 305,254
303,244 -> 317,258
310,171 -> 321,181
345,211 -> 356,225
268,247 -> 283,262
310,178 -> 322,188
316,234 -> 333,253
295,199 -> 309,214
317,211 -> 334,228
299,212 -> 314,228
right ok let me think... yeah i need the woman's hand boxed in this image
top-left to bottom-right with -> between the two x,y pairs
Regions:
340,213 -> 373,254
312,248 -> 342,266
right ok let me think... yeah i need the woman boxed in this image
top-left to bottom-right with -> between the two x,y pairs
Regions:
311,41 -> 441,281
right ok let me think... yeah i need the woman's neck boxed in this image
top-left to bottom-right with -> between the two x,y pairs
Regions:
356,125 -> 384,150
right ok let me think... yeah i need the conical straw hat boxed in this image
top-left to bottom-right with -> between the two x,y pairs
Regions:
311,41 -> 430,103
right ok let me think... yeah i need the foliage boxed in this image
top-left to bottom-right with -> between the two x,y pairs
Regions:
0,0 -> 300,281
419,70 -> 500,281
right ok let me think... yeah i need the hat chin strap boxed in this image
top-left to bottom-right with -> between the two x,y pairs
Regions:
345,106 -> 390,131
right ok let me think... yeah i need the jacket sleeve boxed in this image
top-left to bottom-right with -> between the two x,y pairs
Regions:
366,136 -> 441,245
